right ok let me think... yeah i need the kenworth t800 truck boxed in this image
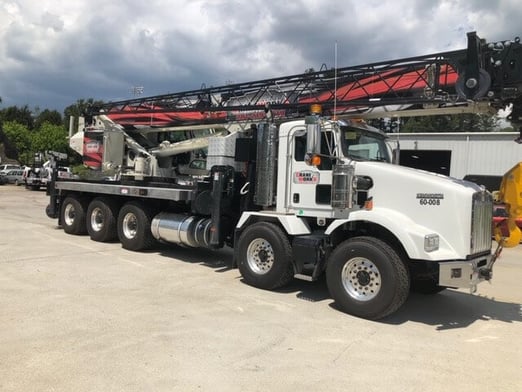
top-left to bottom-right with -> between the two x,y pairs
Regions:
46,32 -> 522,319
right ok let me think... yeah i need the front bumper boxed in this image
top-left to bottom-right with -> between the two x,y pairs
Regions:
438,253 -> 492,293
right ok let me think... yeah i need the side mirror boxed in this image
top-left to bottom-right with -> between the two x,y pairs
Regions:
305,115 -> 321,166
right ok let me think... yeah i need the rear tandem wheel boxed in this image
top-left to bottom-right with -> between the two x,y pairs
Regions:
117,201 -> 156,251
60,196 -> 88,235
237,222 -> 294,290
86,197 -> 119,242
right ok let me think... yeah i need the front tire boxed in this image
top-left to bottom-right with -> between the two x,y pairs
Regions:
117,201 -> 155,251
60,196 -> 88,235
237,222 -> 294,290
326,236 -> 410,320
87,197 -> 119,242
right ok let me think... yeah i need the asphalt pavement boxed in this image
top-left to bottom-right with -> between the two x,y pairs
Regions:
0,185 -> 521,392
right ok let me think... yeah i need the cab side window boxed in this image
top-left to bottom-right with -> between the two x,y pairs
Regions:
294,132 -> 334,170
294,135 -> 306,161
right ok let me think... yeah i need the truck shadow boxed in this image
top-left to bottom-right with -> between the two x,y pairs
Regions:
155,245 -> 521,330
156,243 -> 235,272
281,282 -> 521,330
384,290 -> 522,330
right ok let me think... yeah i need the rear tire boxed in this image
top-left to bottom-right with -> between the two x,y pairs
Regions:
326,236 -> 410,320
117,201 -> 155,251
60,196 -> 88,235
87,197 -> 119,242
237,222 -> 294,290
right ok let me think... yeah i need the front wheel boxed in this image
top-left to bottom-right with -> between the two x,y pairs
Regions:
237,222 -> 294,290
326,236 -> 410,320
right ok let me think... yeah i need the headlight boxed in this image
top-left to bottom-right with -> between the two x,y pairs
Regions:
424,234 -> 439,252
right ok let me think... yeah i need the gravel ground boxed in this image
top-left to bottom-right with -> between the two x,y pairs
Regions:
0,185 -> 521,392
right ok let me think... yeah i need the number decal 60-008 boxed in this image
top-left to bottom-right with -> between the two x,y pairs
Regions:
416,193 -> 444,206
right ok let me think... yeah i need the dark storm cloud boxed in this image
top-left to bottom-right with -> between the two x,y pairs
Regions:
1,0 -> 522,112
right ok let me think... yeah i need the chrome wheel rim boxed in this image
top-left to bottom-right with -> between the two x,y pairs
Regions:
341,257 -> 381,301
64,203 -> 76,226
246,238 -> 274,275
122,212 -> 137,239
90,207 -> 104,232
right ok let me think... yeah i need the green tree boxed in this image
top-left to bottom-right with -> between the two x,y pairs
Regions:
34,109 -> 63,129
400,113 -> 499,133
0,105 -> 34,130
32,122 -> 69,154
2,121 -> 32,163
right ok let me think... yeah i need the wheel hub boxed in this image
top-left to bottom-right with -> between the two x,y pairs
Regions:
258,249 -> 269,263
341,257 -> 381,301
356,270 -> 371,286
122,213 -> 138,239
91,207 -> 104,232
246,238 -> 274,275
64,204 -> 76,226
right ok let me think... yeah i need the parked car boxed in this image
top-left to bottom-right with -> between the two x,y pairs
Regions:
0,169 -> 25,185
493,203 -> 522,238
0,164 -> 21,175
57,166 -> 74,179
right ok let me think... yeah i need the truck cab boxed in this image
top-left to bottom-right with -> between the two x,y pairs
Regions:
233,115 -> 493,319
277,118 -> 391,217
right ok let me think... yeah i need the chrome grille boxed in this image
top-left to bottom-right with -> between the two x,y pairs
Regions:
471,191 -> 493,255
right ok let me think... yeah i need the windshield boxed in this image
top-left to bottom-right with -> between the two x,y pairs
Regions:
340,127 -> 390,162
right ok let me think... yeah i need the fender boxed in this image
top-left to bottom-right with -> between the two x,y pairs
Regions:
236,212 -> 311,235
325,207 -> 463,261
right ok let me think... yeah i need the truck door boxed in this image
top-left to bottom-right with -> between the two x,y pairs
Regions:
287,129 -> 335,215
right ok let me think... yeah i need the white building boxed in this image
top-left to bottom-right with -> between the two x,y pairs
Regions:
387,132 -> 522,184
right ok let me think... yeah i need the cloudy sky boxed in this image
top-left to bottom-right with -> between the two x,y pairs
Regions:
1,0 -> 521,112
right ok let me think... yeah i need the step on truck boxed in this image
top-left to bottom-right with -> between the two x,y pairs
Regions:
46,32 -> 522,319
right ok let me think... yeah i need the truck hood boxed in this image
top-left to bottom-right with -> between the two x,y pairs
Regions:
350,161 -> 487,259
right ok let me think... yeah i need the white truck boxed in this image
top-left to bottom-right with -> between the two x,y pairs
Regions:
26,151 -> 70,190
46,32 -> 522,319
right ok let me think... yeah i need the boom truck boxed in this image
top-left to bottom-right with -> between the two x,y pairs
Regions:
46,32 -> 522,319
25,151 -> 70,190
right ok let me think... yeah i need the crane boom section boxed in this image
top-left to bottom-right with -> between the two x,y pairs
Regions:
93,32 -> 522,127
